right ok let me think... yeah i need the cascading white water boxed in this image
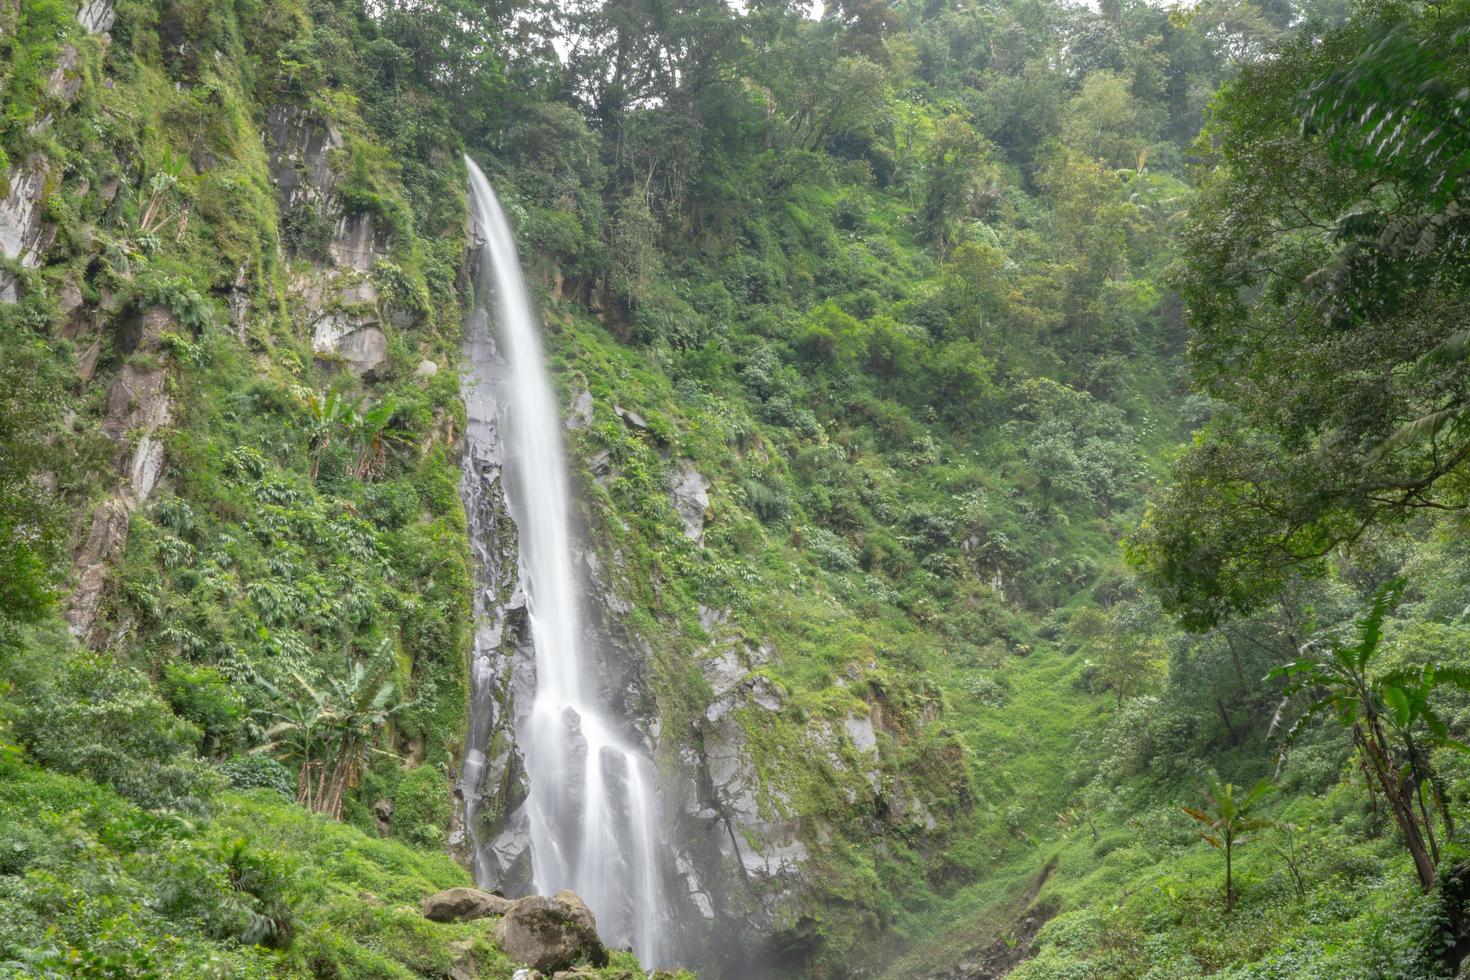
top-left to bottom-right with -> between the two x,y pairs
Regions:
460,157 -> 670,966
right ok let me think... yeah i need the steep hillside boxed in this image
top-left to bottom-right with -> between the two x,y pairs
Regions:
4,0 -> 1469,979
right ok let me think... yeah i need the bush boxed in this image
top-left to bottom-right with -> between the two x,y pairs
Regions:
8,631 -> 218,811
804,526 -> 859,571
392,765 -> 449,847
218,754 -> 296,798
162,663 -> 246,756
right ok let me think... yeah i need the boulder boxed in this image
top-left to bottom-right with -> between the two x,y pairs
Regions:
449,938 -> 477,980
493,891 -> 608,974
421,886 -> 516,923
614,404 -> 648,431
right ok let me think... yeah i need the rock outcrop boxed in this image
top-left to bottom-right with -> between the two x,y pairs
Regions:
493,891 -> 609,975
66,307 -> 178,641
669,461 -> 711,543
264,105 -> 398,377
77,0 -> 115,34
0,159 -> 53,303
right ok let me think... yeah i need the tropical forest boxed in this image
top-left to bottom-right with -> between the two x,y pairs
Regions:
2,0 -> 1469,976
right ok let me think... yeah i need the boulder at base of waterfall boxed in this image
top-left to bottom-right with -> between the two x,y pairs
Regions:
493,891 -> 609,974
421,886 -> 516,922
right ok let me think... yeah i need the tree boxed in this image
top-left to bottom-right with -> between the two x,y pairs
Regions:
296,388 -> 400,483
1183,773 -> 1273,913
1136,6 -> 1470,627
1268,580 -> 1470,891
940,241 -> 1009,346
921,114 -> 997,259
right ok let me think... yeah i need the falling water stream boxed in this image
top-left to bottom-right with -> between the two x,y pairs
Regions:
459,158 -> 671,966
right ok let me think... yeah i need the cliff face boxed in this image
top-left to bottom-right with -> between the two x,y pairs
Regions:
2,0 -> 473,840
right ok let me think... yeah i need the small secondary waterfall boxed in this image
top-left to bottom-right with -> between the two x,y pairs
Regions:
459,158 -> 671,965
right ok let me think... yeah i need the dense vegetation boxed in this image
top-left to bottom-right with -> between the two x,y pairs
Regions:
3,0 -> 1470,976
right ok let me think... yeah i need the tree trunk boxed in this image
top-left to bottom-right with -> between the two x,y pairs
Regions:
1216,698 -> 1240,745
1358,724 -> 1437,890
1225,836 -> 1235,913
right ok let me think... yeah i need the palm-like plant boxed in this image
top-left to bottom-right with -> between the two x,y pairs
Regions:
296,388 -> 402,482
1268,579 -> 1470,891
298,388 -> 353,482
255,640 -> 410,819
347,397 -> 399,480
1183,773 -> 1273,913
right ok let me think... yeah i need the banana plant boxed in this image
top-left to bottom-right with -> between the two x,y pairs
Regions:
1183,773 -> 1273,913
1267,579 -> 1470,891
254,640 -> 411,819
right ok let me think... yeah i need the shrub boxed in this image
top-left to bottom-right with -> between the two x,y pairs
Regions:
392,765 -> 449,847
804,526 -> 858,571
8,630 -> 218,811
162,663 -> 246,756
218,755 -> 296,798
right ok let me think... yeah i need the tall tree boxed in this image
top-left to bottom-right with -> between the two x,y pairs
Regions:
1134,6 -> 1470,627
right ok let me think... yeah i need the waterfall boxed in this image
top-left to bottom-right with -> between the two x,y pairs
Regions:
459,157 -> 671,966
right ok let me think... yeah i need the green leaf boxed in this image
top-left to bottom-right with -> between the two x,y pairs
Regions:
1381,685 -> 1411,727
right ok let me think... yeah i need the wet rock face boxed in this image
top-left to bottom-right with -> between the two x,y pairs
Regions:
454,310 -> 539,897
494,891 -> 609,975
421,887 -> 517,923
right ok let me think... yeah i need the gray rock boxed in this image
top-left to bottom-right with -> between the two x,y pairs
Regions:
699,649 -> 746,699
103,364 -> 169,441
128,434 -> 167,502
415,359 -> 439,378
613,405 -> 648,431
844,714 -> 878,754
449,937 -> 477,980
566,389 -> 593,430
312,314 -> 388,378
421,886 -> 516,923
0,159 -> 51,302
264,105 -> 342,211
65,497 -> 130,640
494,891 -> 608,974
66,311 -> 174,640
669,461 -> 711,543
339,278 -> 379,307
330,212 -> 385,272
77,0 -> 115,33
47,44 -> 82,102
335,325 -> 388,377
